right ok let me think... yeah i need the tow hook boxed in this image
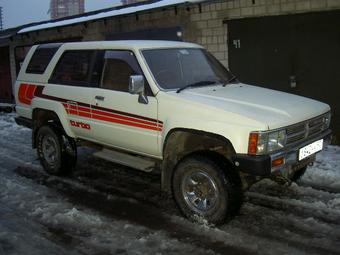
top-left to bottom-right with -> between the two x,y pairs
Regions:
270,175 -> 292,186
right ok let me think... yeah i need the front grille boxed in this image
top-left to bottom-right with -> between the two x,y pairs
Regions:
309,117 -> 324,136
286,114 -> 327,146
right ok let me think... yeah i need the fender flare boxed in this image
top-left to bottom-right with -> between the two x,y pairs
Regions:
161,128 -> 236,195
31,108 -> 74,148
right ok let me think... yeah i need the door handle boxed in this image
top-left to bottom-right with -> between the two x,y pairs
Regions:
95,96 -> 105,101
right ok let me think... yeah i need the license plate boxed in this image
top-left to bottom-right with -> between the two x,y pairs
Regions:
299,139 -> 323,161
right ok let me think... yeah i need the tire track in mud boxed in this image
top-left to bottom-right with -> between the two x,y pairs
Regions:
0,203 -> 84,255
246,179 -> 340,225
0,199 -> 88,255
0,166 -> 158,255
0,135 -> 35,165
12,165 -> 339,254
0,134 -> 32,149
0,147 -> 40,171
298,181 -> 340,194
13,166 -> 250,255
245,191 -> 340,225
225,203 -> 340,255
73,159 -> 340,254
13,165 -> 340,255
240,203 -> 340,238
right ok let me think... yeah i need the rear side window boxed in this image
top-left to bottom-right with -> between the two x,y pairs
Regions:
26,45 -> 61,74
50,50 -> 94,86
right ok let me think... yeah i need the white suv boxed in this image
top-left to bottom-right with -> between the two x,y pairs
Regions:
15,41 -> 332,224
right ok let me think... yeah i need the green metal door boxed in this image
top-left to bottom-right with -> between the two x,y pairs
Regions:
227,11 -> 340,143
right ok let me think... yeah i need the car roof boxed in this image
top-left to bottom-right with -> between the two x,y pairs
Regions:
38,40 -> 203,51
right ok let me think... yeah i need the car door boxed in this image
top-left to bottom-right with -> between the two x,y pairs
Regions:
48,50 -> 97,140
90,50 -> 160,157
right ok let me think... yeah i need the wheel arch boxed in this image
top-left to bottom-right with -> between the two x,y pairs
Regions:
32,108 -> 73,148
161,128 -> 238,195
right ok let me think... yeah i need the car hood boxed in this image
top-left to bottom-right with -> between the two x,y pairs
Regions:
175,83 -> 330,130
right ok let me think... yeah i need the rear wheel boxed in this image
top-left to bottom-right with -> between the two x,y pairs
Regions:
36,125 -> 77,175
172,155 -> 242,225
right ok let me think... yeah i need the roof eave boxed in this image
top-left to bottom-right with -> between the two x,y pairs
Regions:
18,0 -> 207,35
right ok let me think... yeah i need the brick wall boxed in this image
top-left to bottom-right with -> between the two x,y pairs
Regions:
188,0 -> 340,67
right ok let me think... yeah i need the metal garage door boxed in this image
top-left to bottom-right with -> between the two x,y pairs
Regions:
0,46 -> 12,103
227,10 -> 340,143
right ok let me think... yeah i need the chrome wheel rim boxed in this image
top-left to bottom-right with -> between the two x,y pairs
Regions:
181,171 -> 219,214
42,135 -> 58,166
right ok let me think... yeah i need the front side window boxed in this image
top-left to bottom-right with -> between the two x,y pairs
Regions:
101,50 -> 143,92
142,48 -> 233,90
50,50 -> 94,86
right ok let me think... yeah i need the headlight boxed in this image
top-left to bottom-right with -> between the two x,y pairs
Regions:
268,130 -> 286,152
248,129 -> 286,155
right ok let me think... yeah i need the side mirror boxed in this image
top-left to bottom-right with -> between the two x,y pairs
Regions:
129,75 -> 148,104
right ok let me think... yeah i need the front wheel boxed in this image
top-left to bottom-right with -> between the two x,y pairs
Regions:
172,155 -> 242,225
36,125 -> 77,175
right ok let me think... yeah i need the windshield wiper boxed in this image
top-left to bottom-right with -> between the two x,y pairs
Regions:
222,75 -> 238,87
176,80 -> 219,93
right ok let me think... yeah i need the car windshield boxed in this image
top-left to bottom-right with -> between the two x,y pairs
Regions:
142,48 -> 234,90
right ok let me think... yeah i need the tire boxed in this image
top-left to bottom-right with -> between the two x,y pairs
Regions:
172,155 -> 242,225
36,125 -> 77,175
291,166 -> 307,182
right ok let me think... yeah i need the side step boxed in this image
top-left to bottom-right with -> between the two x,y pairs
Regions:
93,148 -> 157,172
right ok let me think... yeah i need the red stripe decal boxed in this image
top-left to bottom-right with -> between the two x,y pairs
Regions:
18,84 -> 29,104
18,83 -> 37,105
67,109 -> 78,115
78,111 -> 92,118
26,85 -> 36,100
92,104 -> 162,124
65,104 -> 161,130
68,104 -> 77,110
91,108 -> 158,127
78,106 -> 91,113
93,114 -> 162,131
29,85 -> 163,131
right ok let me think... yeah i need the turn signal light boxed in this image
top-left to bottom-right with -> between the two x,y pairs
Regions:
248,132 -> 258,155
272,157 -> 284,168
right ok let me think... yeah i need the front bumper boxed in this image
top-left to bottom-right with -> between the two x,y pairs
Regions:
232,129 -> 332,177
